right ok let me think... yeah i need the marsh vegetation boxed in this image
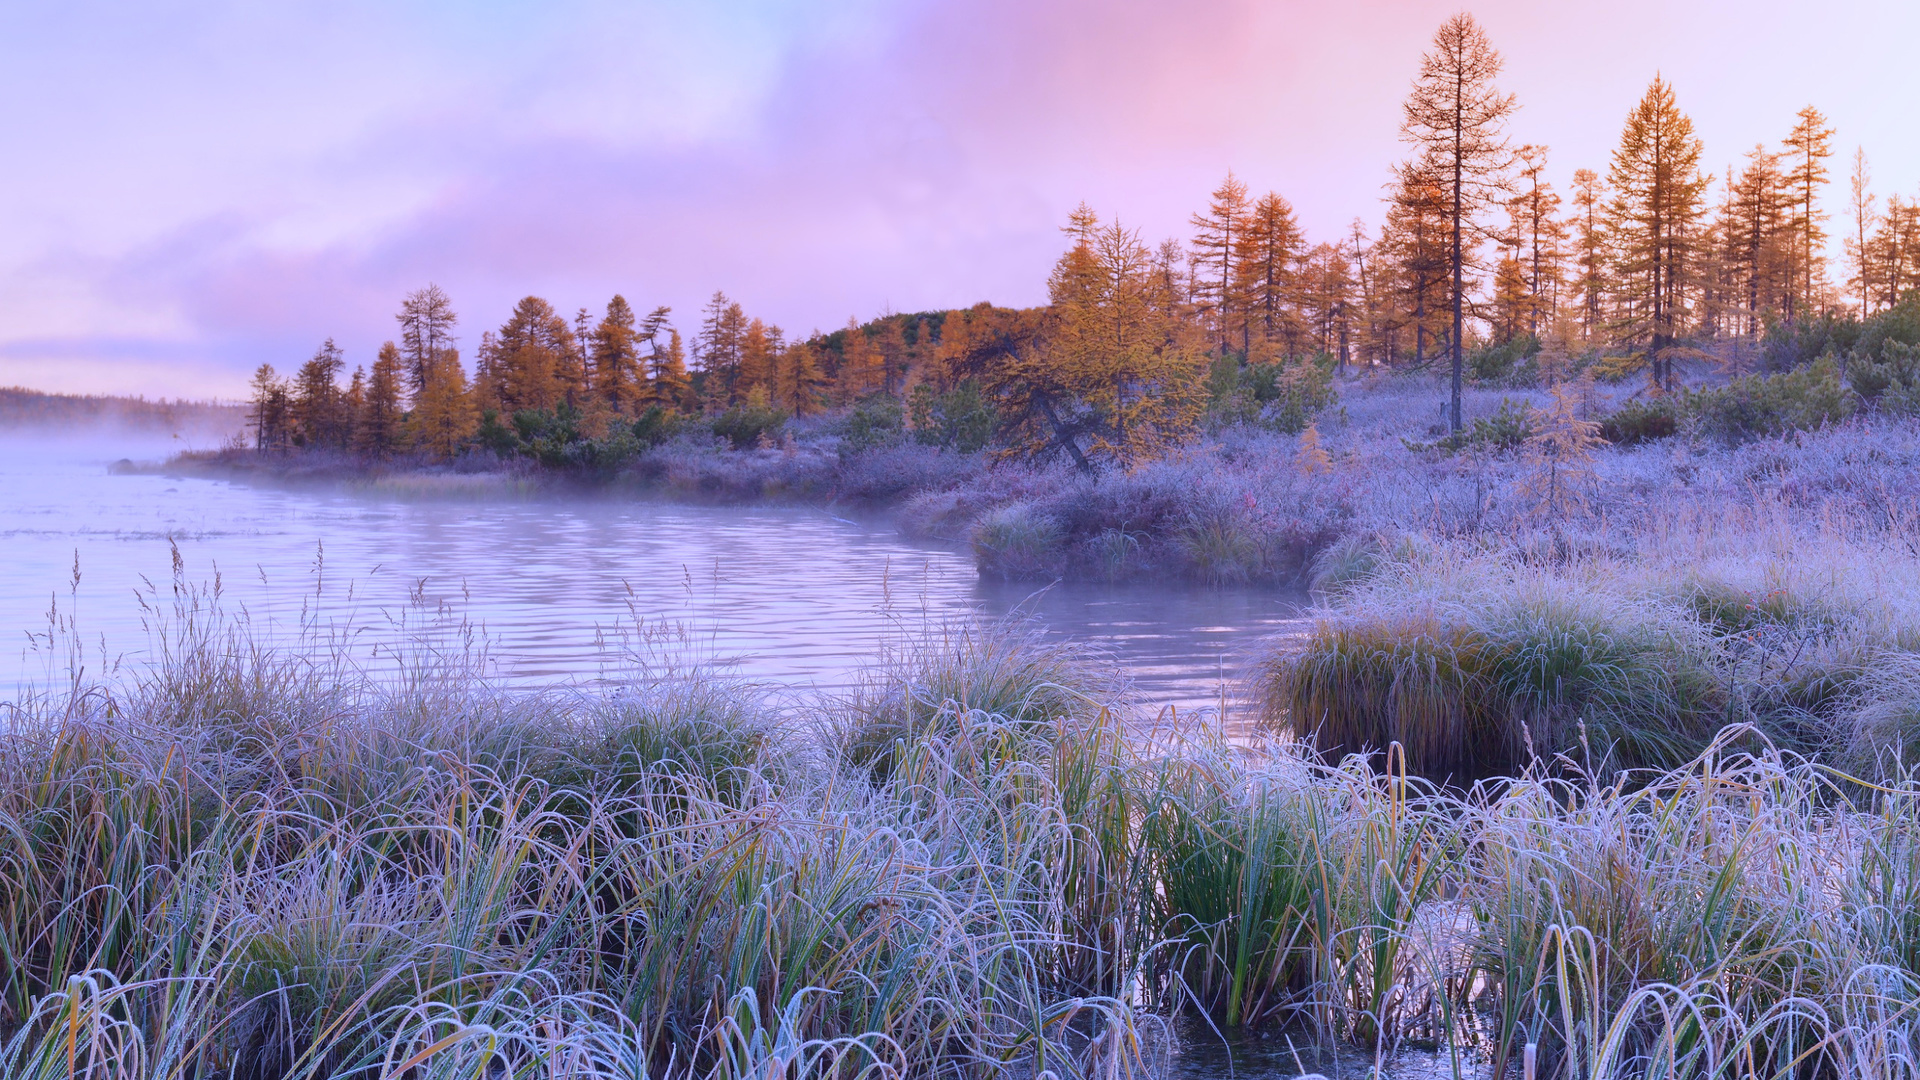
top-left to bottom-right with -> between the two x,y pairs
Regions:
5,518 -> 1920,1079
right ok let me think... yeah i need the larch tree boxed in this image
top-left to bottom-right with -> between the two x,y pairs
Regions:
695,292 -> 748,410
1399,12 -> 1517,433
1866,196 -> 1920,310
1523,381 -> 1605,521
874,318 -> 909,397
1297,242 -> 1354,359
344,367 -> 366,440
1570,169 -> 1607,340
1606,76 -> 1709,389
1384,163 -> 1452,367
1045,216 -> 1208,465
1151,238 -> 1189,315
1346,219 -> 1386,367
954,211 -> 1202,469
409,349 -> 477,460
1781,105 -> 1835,320
1490,244 -> 1531,345
591,295 -> 643,415
648,325 -> 694,412
1845,147 -> 1876,316
1508,145 -> 1566,336
1190,172 -> 1251,355
837,319 -> 885,401
291,338 -> 349,449
248,364 -> 291,453
775,341 -> 825,416
738,318 -> 781,398
1727,144 -> 1789,335
396,285 -> 458,399
1234,192 -> 1305,358
480,297 -> 577,416
356,342 -> 405,457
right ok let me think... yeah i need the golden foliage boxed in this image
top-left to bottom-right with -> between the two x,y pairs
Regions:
1522,380 -> 1605,520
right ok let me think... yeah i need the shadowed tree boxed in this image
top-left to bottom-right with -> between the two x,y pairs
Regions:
396,284 -> 457,399
1383,162 -> 1452,368
355,342 -> 405,457
291,338 -> 349,449
248,364 -> 291,453
640,309 -> 692,411
1399,12 -> 1517,433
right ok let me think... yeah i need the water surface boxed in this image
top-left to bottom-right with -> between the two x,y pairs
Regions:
2,436 -> 1309,720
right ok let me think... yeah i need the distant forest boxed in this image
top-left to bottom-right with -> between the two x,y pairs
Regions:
0,387 -> 245,437
243,13 -> 1919,472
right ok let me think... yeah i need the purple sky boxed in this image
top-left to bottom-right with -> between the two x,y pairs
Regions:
2,0 -> 1914,398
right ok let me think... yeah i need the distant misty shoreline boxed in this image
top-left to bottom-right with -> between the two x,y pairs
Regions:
0,386 -> 247,441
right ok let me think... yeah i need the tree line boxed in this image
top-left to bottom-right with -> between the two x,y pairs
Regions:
251,12 -> 1920,462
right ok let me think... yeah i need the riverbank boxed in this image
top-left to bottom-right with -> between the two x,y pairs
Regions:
5,603 -> 1919,1078
169,369 -> 1920,593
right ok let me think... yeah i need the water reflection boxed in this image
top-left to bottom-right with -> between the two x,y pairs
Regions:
1,437 -> 1308,720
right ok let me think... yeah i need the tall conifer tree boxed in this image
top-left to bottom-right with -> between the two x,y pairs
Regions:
1399,13 -> 1516,432
356,342 -> 405,457
1781,105 -> 1835,320
396,285 -> 457,399
1606,76 -> 1709,388
1189,173 -> 1251,355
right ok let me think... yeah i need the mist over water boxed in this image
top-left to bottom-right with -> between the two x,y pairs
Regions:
1,434 -> 1307,720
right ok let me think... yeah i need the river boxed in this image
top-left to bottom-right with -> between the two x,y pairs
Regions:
2,435 -> 1309,722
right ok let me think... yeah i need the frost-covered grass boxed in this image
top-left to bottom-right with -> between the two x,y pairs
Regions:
6,571 -> 1920,1078
910,374 -> 1920,587
1252,421 -> 1920,784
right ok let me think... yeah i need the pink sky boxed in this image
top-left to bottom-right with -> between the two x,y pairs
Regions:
1,0 -> 1913,398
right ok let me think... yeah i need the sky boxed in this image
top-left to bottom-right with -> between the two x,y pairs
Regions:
1,0 -> 1915,398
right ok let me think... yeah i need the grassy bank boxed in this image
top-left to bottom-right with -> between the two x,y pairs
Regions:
174,364 -> 1920,593
6,590 -> 1920,1078
1253,437 -> 1920,785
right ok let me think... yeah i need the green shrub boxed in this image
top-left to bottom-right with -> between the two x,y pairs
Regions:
629,405 -> 684,447
908,380 -> 995,453
838,393 -> 905,451
711,395 -> 789,449
1468,335 -> 1542,384
1209,354 -> 1337,433
1685,355 -> 1855,442
1599,397 -> 1679,444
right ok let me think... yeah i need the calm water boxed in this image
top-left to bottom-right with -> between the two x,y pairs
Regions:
2,435 -> 1309,719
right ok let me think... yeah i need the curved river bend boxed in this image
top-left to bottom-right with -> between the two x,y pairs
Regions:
2,436 -> 1308,722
